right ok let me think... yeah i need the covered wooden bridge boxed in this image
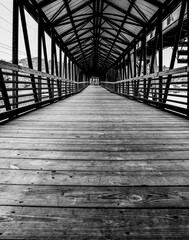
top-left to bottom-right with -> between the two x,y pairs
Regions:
0,0 -> 189,239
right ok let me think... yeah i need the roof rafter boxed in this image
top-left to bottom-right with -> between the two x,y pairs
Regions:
59,16 -> 93,38
52,0 -> 93,26
103,0 -> 145,26
101,0 -> 137,69
63,0 -> 89,70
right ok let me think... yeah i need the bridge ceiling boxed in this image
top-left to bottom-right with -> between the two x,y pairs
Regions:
35,0 -> 166,73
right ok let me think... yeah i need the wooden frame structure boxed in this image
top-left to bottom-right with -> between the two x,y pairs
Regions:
0,0 -> 188,120
102,0 -> 189,118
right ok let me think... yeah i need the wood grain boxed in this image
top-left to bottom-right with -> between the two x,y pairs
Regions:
0,86 -> 189,239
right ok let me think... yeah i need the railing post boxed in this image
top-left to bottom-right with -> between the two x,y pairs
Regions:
19,1 -> 38,103
143,28 -> 147,99
0,69 -> 11,111
12,0 -> 19,109
37,11 -> 42,102
42,31 -> 52,100
51,31 -> 55,98
68,58 -> 71,95
158,10 -> 163,104
163,0 -> 187,103
63,53 -> 67,96
59,46 -> 62,97
187,0 -> 189,118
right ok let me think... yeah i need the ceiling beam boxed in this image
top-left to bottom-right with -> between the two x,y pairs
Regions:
52,0 -> 93,26
63,0 -> 89,70
103,0 -> 145,26
101,0 -> 137,69
59,16 -> 93,38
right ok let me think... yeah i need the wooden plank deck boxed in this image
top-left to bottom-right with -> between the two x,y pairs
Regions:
0,85 -> 189,239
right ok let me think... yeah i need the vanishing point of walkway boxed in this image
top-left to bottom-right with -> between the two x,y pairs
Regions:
0,86 -> 189,239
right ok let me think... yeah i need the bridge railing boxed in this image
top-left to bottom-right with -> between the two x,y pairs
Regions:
0,61 -> 89,122
101,66 -> 189,118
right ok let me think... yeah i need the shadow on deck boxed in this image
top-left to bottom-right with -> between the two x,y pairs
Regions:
0,86 -> 189,239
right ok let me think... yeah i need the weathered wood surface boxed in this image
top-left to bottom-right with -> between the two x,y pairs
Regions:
0,85 -> 189,239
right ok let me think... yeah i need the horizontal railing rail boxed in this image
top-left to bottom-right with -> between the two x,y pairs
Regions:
0,61 -> 89,122
101,66 -> 189,118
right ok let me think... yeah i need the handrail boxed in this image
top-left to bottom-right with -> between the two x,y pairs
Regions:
0,61 -> 86,84
0,61 -> 89,122
101,66 -> 189,118
101,66 -> 189,84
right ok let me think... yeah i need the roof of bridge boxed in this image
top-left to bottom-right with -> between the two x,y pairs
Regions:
35,0 -> 168,74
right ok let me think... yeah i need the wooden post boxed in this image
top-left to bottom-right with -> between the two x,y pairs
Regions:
54,43 -> 61,97
134,40 -> 137,96
187,1 -> 189,118
0,68 -> 11,111
163,0 -> 186,103
68,58 -> 71,94
64,53 -> 67,95
12,0 -> 19,109
37,11 -> 42,101
146,21 -> 159,100
158,10 -> 163,103
143,28 -> 147,99
51,31 -> 55,98
42,31 -> 52,99
59,45 -> 62,97
19,1 -> 38,103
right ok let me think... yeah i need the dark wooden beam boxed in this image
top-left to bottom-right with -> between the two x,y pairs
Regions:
163,0 -> 187,103
59,17 -> 93,38
101,0 -> 137,70
52,0 -> 93,26
38,11 -> 42,101
0,68 -> 11,111
63,0 -> 89,70
103,0 -> 145,26
19,1 -> 38,103
187,0 -> 189,117
12,0 -> 19,109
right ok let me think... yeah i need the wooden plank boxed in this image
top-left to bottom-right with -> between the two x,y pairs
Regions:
1,149 -> 189,160
0,207 -> 188,239
1,142 -> 189,151
0,85 -> 189,239
1,131 -> 189,139
0,185 -> 188,208
1,137 -> 189,145
0,158 -> 188,171
2,123 -> 189,131
0,169 -> 188,186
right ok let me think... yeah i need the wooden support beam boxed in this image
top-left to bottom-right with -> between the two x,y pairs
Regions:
0,68 -> 11,111
54,44 -> 60,97
19,1 -> 38,103
163,0 -> 187,103
143,28 -> 147,99
37,11 -> 42,101
72,62 -> 74,81
54,44 -> 59,77
51,31 -> 55,98
187,1 -> 189,118
64,53 -> 67,95
59,46 -> 62,78
158,10 -> 163,103
12,0 -> 19,109
42,31 -> 52,99
133,40 -> 137,96
59,46 -> 62,97
146,24 -> 159,99
68,58 -> 71,80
